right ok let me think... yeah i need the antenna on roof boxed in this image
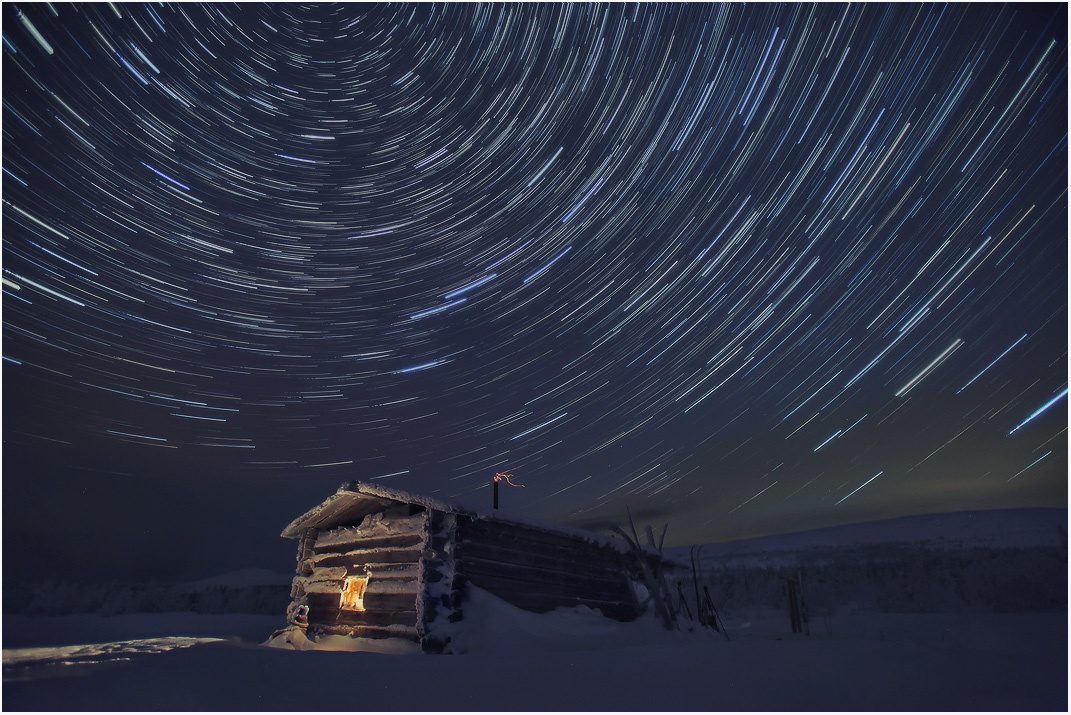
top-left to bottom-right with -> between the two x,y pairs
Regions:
493,467 -> 524,509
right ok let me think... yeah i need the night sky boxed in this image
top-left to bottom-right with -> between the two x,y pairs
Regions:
3,3 -> 1067,583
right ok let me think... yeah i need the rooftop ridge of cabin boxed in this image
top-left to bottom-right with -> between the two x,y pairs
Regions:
281,480 -> 651,556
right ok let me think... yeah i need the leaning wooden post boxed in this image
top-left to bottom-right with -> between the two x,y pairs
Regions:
610,520 -> 676,630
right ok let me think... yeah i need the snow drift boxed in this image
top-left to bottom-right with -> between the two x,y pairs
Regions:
4,508 -> 1066,710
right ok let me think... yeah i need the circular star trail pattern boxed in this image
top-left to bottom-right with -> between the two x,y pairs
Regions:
3,4 -> 1066,546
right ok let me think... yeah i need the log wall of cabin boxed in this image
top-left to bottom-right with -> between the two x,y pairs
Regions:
416,509 -> 465,653
456,517 -> 640,621
289,506 -> 427,641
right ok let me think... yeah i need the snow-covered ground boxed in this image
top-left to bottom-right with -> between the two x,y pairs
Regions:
4,508 -> 1067,711
4,607 -> 1065,710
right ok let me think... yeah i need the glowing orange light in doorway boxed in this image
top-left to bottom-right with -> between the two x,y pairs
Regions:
340,575 -> 368,612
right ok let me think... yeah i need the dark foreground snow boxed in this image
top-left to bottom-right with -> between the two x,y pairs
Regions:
6,509 -> 1066,711
4,605 -> 1065,711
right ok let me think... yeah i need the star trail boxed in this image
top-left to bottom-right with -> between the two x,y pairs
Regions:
2,3 -> 1066,580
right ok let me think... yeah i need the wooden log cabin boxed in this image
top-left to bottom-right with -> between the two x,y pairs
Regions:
279,481 -> 661,653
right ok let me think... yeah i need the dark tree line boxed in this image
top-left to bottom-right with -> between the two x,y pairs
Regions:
691,544 -> 1066,616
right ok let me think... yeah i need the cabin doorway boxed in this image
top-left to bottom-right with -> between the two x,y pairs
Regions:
340,575 -> 368,612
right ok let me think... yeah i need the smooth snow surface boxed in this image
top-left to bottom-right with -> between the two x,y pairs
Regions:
5,508 -> 1066,710
3,636 -> 223,674
5,608 -> 1066,710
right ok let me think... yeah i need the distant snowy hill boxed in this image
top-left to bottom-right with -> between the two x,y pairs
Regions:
180,568 -> 293,590
667,508 -> 1067,562
4,570 -> 293,618
663,508 -> 1067,616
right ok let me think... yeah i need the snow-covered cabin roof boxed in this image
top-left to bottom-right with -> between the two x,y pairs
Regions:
281,481 -> 647,556
280,481 -> 464,538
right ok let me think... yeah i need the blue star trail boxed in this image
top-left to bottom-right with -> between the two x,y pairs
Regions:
2,4 -> 1065,575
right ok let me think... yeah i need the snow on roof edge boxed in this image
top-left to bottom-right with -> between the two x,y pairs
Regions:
282,481 -> 656,556
343,480 -> 469,517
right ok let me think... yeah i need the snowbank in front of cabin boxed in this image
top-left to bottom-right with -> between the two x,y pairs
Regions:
263,585 -> 706,655
436,585 -> 712,654
265,626 -> 422,654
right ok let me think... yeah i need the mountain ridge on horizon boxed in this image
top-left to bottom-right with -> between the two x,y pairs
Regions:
666,506 -> 1067,559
